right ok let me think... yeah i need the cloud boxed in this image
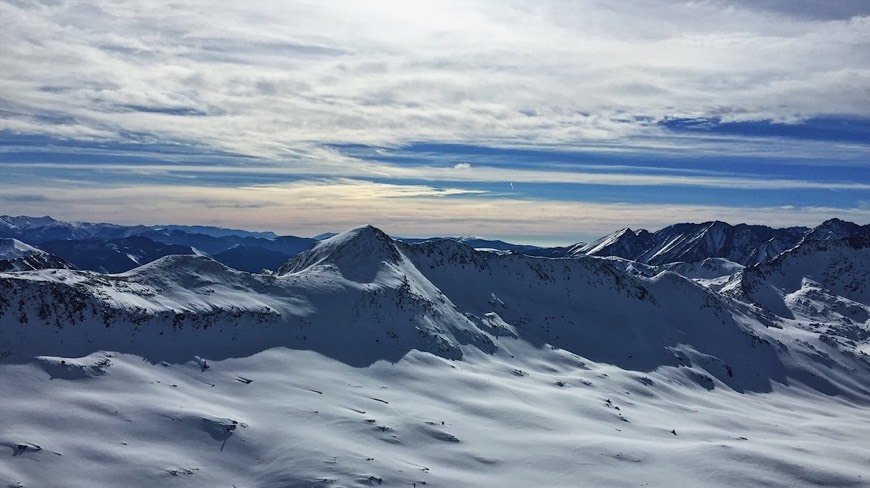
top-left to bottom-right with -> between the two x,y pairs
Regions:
1,0 -> 868,160
729,0 -> 870,20
5,161 -> 869,191
245,179 -> 487,199
1,179 -> 867,245
1,0 -> 867,241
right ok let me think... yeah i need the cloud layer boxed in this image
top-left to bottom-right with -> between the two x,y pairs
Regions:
1,0 -> 868,241
2,178 -> 866,244
2,0 -> 868,155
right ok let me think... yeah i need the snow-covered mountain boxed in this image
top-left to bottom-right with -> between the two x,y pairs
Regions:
39,235 -> 197,274
570,220 -> 809,266
0,238 -> 73,272
151,224 -> 278,240
800,217 -> 870,243
724,233 -> 870,323
1,227 -> 495,365
603,255 -> 746,291
0,215 -> 277,243
1,222 -> 868,487
567,227 -> 657,260
398,235 -> 563,256
0,215 -> 139,243
2,224 -> 866,388
0,215 -> 317,273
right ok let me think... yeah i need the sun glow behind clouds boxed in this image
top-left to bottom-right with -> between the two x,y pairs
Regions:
0,0 -> 868,241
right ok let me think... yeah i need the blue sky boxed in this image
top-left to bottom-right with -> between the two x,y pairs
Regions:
1,1 -> 868,244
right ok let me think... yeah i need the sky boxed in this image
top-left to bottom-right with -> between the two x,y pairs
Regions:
0,0 -> 868,245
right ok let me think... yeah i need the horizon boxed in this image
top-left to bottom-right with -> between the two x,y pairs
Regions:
1,1 -> 869,245
1,213 -> 857,248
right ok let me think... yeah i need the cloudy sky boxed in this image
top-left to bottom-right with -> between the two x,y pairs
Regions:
1,0 -> 868,244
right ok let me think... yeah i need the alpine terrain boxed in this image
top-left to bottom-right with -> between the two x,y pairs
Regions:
0,218 -> 868,487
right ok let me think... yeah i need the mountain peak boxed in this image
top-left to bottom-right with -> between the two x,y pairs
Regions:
125,253 -> 232,276
803,218 -> 866,243
570,226 -> 655,258
0,238 -> 74,272
315,225 -> 396,253
277,225 -> 403,281
0,238 -> 43,260
328,224 -> 388,241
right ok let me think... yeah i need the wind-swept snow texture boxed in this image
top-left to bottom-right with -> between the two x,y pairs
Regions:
1,224 -> 869,487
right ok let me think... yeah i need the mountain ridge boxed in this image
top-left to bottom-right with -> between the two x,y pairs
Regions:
569,219 -> 840,266
3,222 -> 868,398
2,220 -> 869,487
4,215 -> 866,273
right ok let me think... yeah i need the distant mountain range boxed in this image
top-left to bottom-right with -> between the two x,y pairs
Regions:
568,219 -> 869,266
1,215 -> 867,274
0,238 -> 74,272
0,215 -> 316,273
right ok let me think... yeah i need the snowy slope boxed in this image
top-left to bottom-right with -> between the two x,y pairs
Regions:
0,215 -> 317,273
662,257 -> 744,280
404,239 -> 756,379
3,346 -> 868,488
0,238 -> 73,272
721,235 -> 870,393
571,221 -> 808,266
39,235 -> 196,273
725,236 -> 870,314
0,227 -> 494,365
1,224 -> 869,487
0,215 -> 134,243
801,218 -> 870,243
567,227 -> 656,259
592,256 -> 744,290
0,238 -> 42,260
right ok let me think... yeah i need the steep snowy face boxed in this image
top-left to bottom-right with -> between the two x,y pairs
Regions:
724,235 -> 870,392
802,218 -> 870,243
568,228 -> 656,259
277,225 -> 404,282
2,223 -> 869,395
0,228 -> 496,366
573,221 -> 808,266
273,228 -> 497,362
402,239 -> 791,391
0,238 -> 73,272
728,237 -> 870,311
0,238 -> 41,260
640,221 -> 805,266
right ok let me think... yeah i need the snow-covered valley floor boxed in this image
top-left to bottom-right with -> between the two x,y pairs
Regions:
2,341 -> 869,488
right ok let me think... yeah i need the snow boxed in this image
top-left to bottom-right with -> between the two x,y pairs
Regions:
1,224 -> 869,487
2,347 -> 868,487
0,238 -> 42,260
574,221 -> 809,267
